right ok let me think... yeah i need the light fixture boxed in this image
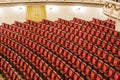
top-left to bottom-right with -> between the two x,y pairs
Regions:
46,5 -> 58,12
77,8 -> 80,10
14,5 -> 25,11
49,7 -> 53,10
18,7 -> 22,10
0,8 -> 2,13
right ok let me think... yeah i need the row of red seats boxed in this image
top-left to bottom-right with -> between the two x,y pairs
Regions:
24,20 -> 120,71
56,18 -> 119,38
59,18 -> 119,38
53,22 -> 120,51
92,18 -> 115,25
43,20 -> 120,53
27,18 -> 116,36
106,18 -> 116,24
72,18 -> 119,38
0,22 -> 88,79
91,18 -> 115,29
25,19 -> 119,60
25,19 -> 119,79
0,26 -> 84,80
42,19 -> 119,48
0,22 -> 105,79
25,20 -> 120,59
13,22 -> 105,79
12,20 -> 119,79
25,18 -> 116,40
0,17 -> 120,80
0,33 -> 61,80
40,19 -> 120,48
1,29 -> 82,80
54,19 -> 120,54
73,17 -> 115,29
0,43 -> 41,80
0,56 -> 21,80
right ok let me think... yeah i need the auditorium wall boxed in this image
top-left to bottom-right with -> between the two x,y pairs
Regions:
46,5 -> 108,21
0,6 -> 26,24
0,5 -> 108,24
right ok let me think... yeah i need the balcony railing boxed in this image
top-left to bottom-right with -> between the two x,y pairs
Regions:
103,0 -> 120,19
0,0 -> 106,4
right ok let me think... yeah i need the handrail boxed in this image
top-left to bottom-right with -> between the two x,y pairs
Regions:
106,0 -> 120,6
0,0 -> 105,4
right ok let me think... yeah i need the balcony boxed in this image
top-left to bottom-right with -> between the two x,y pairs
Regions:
0,0 -> 105,5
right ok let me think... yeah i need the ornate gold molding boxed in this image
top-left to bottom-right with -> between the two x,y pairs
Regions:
104,2 -> 120,11
103,1 -> 120,19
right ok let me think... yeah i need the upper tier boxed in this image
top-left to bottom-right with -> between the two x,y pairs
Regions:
103,0 -> 120,19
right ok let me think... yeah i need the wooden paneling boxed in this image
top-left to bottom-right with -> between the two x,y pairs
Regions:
26,5 -> 46,22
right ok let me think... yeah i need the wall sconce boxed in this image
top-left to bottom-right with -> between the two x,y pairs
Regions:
49,7 -> 53,10
77,8 -> 80,10
18,7 -> 23,10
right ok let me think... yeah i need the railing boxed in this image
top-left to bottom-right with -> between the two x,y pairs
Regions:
103,0 -> 120,19
0,0 -> 105,4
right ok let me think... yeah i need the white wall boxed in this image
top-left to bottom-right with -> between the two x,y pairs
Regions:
46,5 -> 108,21
0,6 -> 26,24
0,5 -> 109,25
